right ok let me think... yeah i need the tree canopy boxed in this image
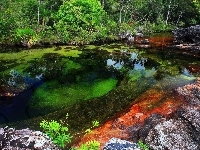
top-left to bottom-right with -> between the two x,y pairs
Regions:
0,0 -> 199,46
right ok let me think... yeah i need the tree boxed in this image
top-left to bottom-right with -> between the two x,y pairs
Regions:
54,0 -> 114,43
0,1 -> 18,44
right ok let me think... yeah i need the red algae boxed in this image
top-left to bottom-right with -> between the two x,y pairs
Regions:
73,88 -> 186,149
149,36 -> 174,48
134,35 -> 174,48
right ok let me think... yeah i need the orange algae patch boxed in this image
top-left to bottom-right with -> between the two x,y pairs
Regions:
73,89 -> 186,149
149,36 -> 174,48
134,35 -> 174,48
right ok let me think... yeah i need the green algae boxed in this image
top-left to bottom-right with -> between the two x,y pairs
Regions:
0,46 -> 82,75
28,78 -> 118,115
6,76 -> 155,133
129,70 -> 143,82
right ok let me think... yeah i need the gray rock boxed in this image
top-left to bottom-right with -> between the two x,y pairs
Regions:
176,78 -> 200,105
0,126 -> 60,150
103,138 -> 140,150
173,25 -> 200,44
177,105 -> 200,133
128,114 -> 164,142
145,118 -> 199,150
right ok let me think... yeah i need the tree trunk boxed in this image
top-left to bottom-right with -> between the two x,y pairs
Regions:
101,0 -> 105,8
119,0 -> 125,23
166,0 -> 171,25
37,0 -> 41,25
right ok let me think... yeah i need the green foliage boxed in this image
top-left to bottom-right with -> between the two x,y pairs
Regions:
15,28 -> 37,42
40,120 -> 72,148
54,0 -> 114,43
92,120 -> 100,127
138,140 -> 149,150
72,140 -> 100,150
85,120 -> 100,134
0,6 -> 17,44
139,21 -> 176,34
37,26 -> 58,43
118,23 -> 136,35
0,0 -> 200,45
20,0 -> 39,26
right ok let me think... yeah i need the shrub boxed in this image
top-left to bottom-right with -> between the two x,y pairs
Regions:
40,120 -> 72,148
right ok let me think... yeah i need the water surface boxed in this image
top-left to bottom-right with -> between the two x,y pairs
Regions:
0,41 -> 199,134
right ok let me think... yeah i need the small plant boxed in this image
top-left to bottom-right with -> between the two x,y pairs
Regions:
85,120 -> 100,134
92,120 -> 99,127
72,140 -> 100,150
138,140 -> 149,150
40,120 -> 72,148
85,128 -> 92,134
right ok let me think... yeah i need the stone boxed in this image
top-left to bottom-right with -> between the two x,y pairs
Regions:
0,126 -> 60,150
128,114 -> 164,142
145,118 -> 199,150
172,25 -> 200,44
177,105 -> 200,133
103,138 -> 140,150
176,78 -> 200,105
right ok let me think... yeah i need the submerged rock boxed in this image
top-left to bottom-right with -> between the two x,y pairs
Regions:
0,126 -> 59,150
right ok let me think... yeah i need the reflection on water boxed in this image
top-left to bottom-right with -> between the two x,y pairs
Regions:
107,59 -> 123,69
182,68 -> 193,77
134,58 -> 147,70
107,51 -> 148,71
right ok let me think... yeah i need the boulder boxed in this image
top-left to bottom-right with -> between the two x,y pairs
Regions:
128,114 -> 164,142
103,138 -> 140,150
177,105 -> 200,133
0,126 -> 60,150
176,78 -> 200,105
118,30 -> 144,43
172,25 -> 200,44
145,118 -> 199,150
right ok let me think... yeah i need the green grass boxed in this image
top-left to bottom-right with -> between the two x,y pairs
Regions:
29,78 -> 118,112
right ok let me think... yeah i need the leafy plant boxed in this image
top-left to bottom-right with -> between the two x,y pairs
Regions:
84,128 -> 92,134
40,120 -> 72,148
92,120 -> 99,127
15,28 -> 36,40
138,140 -> 149,150
85,120 -> 100,134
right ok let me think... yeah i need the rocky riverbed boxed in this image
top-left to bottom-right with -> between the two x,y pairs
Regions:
73,78 -> 200,150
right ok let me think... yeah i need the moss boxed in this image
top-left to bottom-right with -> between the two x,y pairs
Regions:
28,78 -> 118,115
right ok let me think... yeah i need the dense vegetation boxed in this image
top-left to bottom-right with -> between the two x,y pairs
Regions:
0,0 -> 199,46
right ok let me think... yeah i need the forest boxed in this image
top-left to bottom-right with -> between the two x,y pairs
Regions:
0,0 -> 200,47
